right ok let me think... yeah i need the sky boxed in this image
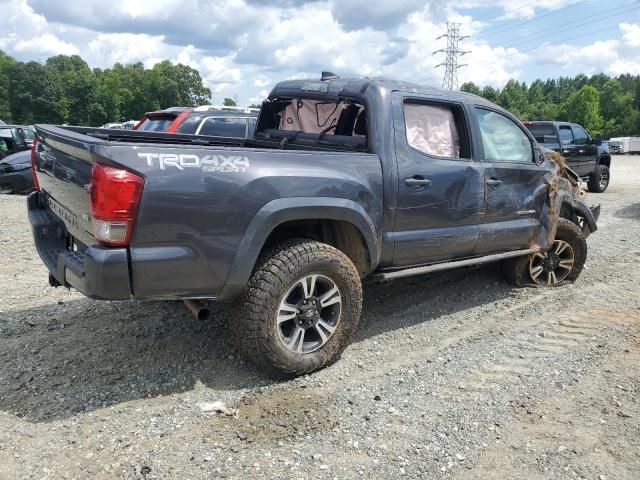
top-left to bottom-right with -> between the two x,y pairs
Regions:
1,0 -> 639,106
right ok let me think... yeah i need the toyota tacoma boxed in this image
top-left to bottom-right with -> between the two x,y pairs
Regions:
28,75 -> 599,376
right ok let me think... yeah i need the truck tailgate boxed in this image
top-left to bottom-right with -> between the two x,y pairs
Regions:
32,125 -> 101,246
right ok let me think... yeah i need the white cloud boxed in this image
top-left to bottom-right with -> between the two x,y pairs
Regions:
248,89 -> 269,105
87,33 -> 169,66
11,33 -> 79,57
0,0 -> 79,58
0,0 -> 638,105
529,24 -> 640,78
621,22 -> 640,48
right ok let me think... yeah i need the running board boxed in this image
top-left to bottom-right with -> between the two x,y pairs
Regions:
372,249 -> 538,282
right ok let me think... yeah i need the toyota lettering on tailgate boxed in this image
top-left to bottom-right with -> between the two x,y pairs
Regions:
138,153 -> 250,172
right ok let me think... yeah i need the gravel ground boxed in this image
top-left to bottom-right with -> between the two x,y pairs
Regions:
1,156 -> 639,480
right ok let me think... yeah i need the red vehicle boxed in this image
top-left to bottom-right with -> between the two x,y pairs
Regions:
133,106 -> 258,138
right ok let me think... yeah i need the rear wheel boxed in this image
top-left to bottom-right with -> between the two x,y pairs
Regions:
232,239 -> 362,377
588,164 -> 610,193
502,218 -> 587,287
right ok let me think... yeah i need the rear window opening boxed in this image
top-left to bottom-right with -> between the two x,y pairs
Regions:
256,98 -> 368,151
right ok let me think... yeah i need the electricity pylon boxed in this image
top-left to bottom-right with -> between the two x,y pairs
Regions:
433,23 -> 470,90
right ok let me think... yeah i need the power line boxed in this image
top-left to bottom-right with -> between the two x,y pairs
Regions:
519,23 -> 629,54
473,0 -> 585,40
504,3 -> 640,49
433,23 -> 470,90
471,0 -> 540,37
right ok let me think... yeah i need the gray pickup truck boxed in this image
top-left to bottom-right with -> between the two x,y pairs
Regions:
29,75 -> 599,376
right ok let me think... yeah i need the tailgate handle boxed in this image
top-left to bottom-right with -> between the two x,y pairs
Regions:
405,176 -> 432,188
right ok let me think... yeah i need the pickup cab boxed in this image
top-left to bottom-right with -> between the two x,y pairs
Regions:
28,75 -> 599,376
524,121 -> 611,193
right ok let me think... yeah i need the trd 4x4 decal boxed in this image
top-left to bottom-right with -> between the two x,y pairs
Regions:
138,153 -> 250,172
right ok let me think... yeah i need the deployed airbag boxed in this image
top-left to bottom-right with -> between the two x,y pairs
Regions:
404,103 -> 460,158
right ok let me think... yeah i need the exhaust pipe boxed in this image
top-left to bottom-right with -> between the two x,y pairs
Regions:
183,299 -> 210,321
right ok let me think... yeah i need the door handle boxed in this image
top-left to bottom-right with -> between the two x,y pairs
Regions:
405,176 -> 432,188
486,177 -> 502,186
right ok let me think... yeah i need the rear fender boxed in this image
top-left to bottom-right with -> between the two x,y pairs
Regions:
218,197 -> 380,301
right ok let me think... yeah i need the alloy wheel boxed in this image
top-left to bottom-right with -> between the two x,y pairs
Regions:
529,240 -> 575,285
277,274 -> 342,354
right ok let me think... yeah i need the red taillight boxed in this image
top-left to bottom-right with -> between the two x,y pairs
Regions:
90,163 -> 144,246
31,139 -> 41,191
166,111 -> 189,133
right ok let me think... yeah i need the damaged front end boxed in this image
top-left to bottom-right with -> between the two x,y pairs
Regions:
536,148 -> 600,251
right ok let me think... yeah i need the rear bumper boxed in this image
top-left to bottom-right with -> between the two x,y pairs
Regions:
27,192 -> 132,300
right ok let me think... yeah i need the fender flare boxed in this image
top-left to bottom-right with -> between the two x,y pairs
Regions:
218,197 -> 381,300
557,190 -> 598,235
598,154 -> 611,167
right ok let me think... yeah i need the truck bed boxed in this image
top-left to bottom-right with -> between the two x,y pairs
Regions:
30,124 -> 383,300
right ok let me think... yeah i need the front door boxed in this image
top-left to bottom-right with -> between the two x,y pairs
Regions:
570,124 -> 597,176
557,124 -> 581,173
472,106 -> 551,255
391,94 -> 484,267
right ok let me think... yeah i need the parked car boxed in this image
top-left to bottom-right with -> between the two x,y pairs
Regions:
101,122 -> 125,130
609,136 -> 640,155
524,121 -> 611,193
607,140 -> 622,154
29,75 -> 599,376
133,105 -> 259,138
0,150 -> 33,193
0,125 -> 33,159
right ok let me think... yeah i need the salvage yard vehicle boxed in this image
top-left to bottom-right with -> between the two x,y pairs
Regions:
28,75 -> 600,376
134,105 -> 258,138
524,121 -> 611,193
0,150 -> 33,193
0,125 -> 32,159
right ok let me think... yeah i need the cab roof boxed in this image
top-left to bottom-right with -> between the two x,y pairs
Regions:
269,76 -> 498,109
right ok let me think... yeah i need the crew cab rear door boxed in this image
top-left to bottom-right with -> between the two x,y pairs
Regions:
471,106 -> 549,255
390,94 -> 484,266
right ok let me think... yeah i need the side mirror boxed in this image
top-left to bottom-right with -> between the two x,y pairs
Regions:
594,134 -> 603,146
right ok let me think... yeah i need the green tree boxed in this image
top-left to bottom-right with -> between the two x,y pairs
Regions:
8,61 -> 64,124
480,86 -> 499,103
561,86 -> 604,135
460,82 -> 481,95
223,97 -> 237,107
0,51 -> 15,122
498,80 -> 530,118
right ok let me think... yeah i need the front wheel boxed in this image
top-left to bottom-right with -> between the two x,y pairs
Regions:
588,164 -> 610,193
502,218 -> 587,287
232,239 -> 363,377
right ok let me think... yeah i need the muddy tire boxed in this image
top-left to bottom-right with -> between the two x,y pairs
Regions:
588,164 -> 610,193
502,218 -> 587,287
232,239 -> 363,377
